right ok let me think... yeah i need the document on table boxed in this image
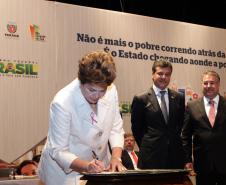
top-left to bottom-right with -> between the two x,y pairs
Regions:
82,169 -> 190,176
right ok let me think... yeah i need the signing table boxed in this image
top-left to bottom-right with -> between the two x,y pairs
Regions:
81,169 -> 192,185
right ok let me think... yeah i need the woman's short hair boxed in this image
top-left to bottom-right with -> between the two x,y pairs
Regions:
78,51 -> 116,86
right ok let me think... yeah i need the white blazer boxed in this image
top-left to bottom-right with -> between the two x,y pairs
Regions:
38,78 -> 124,185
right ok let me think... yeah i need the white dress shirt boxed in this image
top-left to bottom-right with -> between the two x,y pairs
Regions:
203,95 -> 219,116
153,84 -> 169,114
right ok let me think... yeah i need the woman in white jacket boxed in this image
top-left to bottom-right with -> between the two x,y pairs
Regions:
38,51 -> 125,185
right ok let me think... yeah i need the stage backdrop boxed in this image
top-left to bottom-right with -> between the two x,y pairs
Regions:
0,0 -> 56,162
0,0 -> 226,162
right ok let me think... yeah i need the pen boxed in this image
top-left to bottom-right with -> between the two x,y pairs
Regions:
92,150 -> 99,160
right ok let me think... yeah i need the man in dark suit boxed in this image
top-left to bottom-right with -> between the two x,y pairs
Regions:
182,70 -> 226,185
121,133 -> 139,170
131,60 -> 185,169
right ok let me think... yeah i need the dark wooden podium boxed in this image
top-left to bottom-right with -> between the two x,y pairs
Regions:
81,169 -> 192,185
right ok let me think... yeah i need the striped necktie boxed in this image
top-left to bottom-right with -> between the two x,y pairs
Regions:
160,90 -> 168,123
208,100 -> 215,127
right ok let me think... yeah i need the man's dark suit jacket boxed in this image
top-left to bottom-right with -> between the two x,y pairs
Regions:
181,95 -> 226,174
121,150 -> 139,170
131,87 -> 185,169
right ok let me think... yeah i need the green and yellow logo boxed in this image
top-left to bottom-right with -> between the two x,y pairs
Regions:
120,101 -> 131,115
0,60 -> 39,78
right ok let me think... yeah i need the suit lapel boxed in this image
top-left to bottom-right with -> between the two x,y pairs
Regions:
168,89 -> 176,122
77,101 -> 109,131
199,98 -> 212,127
147,88 -> 167,124
213,95 -> 224,128
96,97 -> 110,129
74,83 -> 108,130
146,88 -> 160,112
125,151 -> 134,168
74,86 -> 97,127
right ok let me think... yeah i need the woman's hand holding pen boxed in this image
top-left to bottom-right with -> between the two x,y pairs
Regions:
87,150 -> 126,173
87,159 -> 105,173
70,157 -> 105,173
86,151 -> 106,173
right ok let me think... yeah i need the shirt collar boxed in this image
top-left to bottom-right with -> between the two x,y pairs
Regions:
127,150 -> 135,153
203,94 -> 219,106
153,84 -> 168,96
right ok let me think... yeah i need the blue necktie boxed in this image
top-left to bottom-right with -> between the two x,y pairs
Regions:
160,90 -> 168,123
